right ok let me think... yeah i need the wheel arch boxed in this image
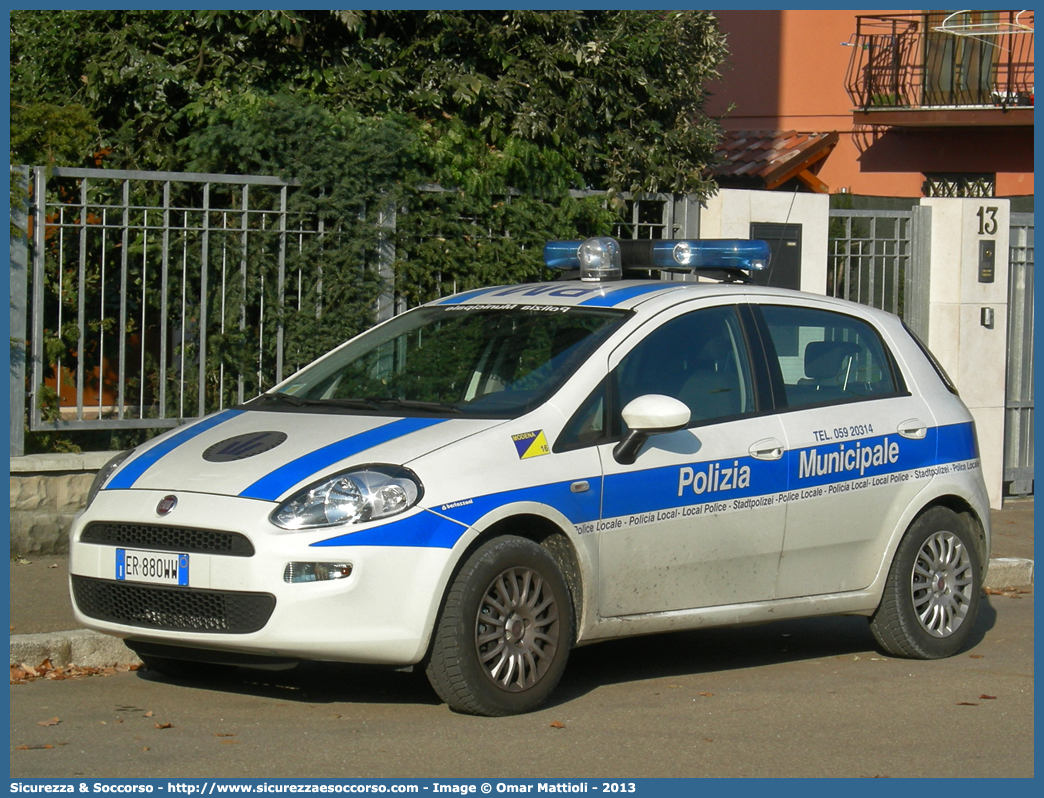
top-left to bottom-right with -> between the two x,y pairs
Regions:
427,508 -> 587,658
907,494 -> 989,579
458,513 -> 585,642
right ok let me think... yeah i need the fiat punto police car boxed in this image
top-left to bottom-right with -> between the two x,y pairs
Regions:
70,237 -> 989,716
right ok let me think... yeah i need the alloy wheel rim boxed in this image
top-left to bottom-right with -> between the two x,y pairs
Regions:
475,566 -> 560,692
910,530 -> 974,638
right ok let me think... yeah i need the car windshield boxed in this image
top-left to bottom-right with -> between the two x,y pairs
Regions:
262,305 -> 628,417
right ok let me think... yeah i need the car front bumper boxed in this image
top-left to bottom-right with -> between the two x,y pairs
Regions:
69,489 -> 458,666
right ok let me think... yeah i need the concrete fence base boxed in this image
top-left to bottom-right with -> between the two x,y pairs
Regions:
10,629 -> 141,669
10,452 -> 117,557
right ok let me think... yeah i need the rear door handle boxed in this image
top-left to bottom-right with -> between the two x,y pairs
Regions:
749,438 -> 785,460
898,418 -> 928,440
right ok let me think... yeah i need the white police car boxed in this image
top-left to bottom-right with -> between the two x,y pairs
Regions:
70,237 -> 990,716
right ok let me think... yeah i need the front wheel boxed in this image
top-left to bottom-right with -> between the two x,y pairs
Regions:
426,536 -> 574,716
869,506 -> 982,659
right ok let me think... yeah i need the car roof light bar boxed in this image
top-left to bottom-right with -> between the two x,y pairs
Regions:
544,238 -> 770,281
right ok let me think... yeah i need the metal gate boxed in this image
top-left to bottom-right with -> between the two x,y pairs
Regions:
10,166 -> 692,454
827,207 -> 932,338
20,166 -> 328,434
1005,213 -> 1034,495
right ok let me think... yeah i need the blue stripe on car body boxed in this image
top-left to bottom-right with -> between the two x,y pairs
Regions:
310,422 -> 977,550
579,283 -> 678,307
239,417 -> 448,501
311,508 -> 470,549
104,409 -> 244,490
313,476 -> 603,549
436,287 -> 507,305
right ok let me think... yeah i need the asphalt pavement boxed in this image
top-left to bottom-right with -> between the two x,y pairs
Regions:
9,590 -> 1034,778
8,498 -> 1034,669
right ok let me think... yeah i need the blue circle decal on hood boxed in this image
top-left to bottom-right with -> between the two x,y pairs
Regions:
203,431 -> 288,463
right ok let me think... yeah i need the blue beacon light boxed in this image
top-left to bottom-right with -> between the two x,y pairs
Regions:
544,238 -> 770,280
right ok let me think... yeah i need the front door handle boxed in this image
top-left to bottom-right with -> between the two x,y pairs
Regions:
749,437 -> 785,460
898,418 -> 928,439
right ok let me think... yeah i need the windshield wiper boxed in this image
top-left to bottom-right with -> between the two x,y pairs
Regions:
256,392 -> 308,407
257,393 -> 382,411
258,393 -> 461,414
367,398 -> 462,414
255,392 -> 460,414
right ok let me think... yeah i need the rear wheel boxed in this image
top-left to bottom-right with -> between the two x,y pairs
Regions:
426,536 -> 574,716
869,507 -> 981,659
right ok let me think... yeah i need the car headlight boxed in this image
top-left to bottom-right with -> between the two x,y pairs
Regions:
85,450 -> 135,510
271,466 -> 422,530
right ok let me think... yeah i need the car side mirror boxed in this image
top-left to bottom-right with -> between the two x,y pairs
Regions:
613,395 -> 691,465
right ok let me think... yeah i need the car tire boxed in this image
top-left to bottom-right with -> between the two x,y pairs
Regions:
869,506 -> 982,659
426,536 -> 574,716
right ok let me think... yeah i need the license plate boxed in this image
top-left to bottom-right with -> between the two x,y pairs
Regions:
116,549 -> 189,586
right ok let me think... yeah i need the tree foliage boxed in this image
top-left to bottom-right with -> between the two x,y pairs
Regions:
185,93 -> 415,365
11,11 -> 728,450
11,10 -> 727,195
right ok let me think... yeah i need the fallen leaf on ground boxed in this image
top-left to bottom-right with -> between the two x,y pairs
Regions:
11,661 -> 141,684
15,745 -> 53,750
979,694 -> 997,700
698,692 -> 714,697
154,722 -> 173,730
37,718 -> 60,727
144,711 -> 154,718
984,588 -> 1030,598
549,721 -> 565,729
956,702 -> 979,706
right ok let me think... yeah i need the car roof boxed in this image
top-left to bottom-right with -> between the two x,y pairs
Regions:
427,279 -> 899,321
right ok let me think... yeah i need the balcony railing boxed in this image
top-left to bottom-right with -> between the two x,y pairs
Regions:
845,11 -> 1034,111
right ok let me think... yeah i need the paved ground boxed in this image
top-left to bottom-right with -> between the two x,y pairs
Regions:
987,497 -> 1034,560
8,498 -> 1034,778
9,592 -> 1034,778
10,499 -> 1035,643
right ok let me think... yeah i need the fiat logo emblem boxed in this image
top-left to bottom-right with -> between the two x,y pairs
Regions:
156,495 -> 178,516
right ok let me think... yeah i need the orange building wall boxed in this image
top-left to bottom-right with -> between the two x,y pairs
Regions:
707,9 -> 1034,198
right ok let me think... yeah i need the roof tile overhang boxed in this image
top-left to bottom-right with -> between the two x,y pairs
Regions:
712,130 -> 840,193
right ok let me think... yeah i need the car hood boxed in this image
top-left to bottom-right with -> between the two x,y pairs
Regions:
101,408 -> 504,502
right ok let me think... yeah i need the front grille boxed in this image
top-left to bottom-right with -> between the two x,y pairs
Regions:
72,576 -> 275,634
81,522 -> 254,557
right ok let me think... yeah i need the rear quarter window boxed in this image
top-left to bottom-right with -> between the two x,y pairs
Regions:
755,304 -> 905,410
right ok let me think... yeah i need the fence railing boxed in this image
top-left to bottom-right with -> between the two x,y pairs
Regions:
845,11 -> 1034,110
11,166 -> 691,450
23,167 -> 338,433
1005,213 -> 1034,494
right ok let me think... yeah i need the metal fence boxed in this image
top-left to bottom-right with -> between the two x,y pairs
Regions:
1004,213 -> 1034,495
825,208 -> 932,335
20,167 -> 346,435
844,11 -> 1035,110
10,166 -> 688,453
